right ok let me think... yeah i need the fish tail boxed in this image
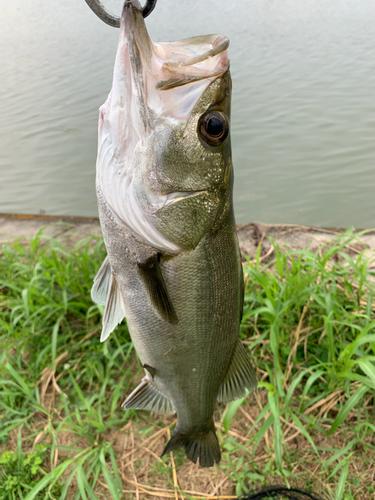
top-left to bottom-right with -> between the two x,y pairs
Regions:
161,422 -> 221,467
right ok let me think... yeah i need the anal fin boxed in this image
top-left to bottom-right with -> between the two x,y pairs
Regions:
137,253 -> 178,324
91,256 -> 111,306
100,273 -> 126,342
122,377 -> 175,416
217,339 -> 257,403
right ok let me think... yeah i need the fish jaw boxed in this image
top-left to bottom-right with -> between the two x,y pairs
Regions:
96,0 -> 231,252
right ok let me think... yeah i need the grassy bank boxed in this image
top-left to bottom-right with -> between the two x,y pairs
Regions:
0,230 -> 374,500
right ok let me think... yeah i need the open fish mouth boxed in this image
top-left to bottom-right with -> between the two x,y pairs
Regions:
120,0 -> 230,119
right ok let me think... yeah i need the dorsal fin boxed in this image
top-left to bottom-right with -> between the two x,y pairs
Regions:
122,377 -> 175,416
100,273 -> 126,342
217,339 -> 257,403
91,256 -> 111,306
137,253 -> 178,324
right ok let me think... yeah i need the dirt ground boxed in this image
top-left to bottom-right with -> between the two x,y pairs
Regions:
1,212 -> 374,260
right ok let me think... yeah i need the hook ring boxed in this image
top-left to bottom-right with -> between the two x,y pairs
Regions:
84,0 -> 157,27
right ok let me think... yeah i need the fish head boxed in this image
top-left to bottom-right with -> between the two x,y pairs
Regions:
97,0 -> 233,252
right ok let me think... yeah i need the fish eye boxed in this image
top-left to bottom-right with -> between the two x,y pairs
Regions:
198,111 -> 229,147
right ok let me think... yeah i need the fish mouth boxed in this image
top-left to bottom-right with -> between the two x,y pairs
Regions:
120,0 -> 229,119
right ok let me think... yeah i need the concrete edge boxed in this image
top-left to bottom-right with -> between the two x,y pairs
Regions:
1,213 -> 375,261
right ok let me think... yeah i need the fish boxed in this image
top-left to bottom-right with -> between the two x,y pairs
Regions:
91,0 -> 257,467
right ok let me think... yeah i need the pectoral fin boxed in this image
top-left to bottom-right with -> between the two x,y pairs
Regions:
100,273 -> 126,342
122,377 -> 175,415
137,254 -> 178,324
217,339 -> 257,403
143,364 -> 156,379
91,256 -> 111,306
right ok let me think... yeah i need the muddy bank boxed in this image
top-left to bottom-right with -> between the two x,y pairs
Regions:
1,213 -> 374,260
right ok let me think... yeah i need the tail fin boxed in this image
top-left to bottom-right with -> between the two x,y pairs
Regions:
161,423 -> 221,467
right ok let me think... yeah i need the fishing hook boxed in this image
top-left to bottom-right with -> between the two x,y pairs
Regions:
84,0 -> 157,27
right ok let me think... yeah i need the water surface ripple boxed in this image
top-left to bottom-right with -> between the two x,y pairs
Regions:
1,0 -> 374,227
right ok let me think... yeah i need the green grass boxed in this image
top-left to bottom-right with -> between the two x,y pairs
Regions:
0,229 -> 374,499
0,233 -> 134,499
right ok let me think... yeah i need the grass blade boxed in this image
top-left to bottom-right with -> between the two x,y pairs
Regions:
223,395 -> 247,434
335,458 -> 350,500
327,384 -> 368,435
99,449 -> 120,500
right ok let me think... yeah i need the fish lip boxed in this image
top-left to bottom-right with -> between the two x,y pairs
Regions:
160,36 -> 229,70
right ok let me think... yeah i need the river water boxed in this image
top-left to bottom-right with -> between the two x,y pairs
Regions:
1,0 -> 375,226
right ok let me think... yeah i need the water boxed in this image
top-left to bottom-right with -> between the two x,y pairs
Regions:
1,0 -> 375,227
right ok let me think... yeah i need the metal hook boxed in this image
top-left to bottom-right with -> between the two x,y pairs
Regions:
84,0 -> 157,27
141,0 -> 157,18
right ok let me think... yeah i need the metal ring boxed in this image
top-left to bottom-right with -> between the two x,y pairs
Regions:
141,0 -> 157,18
84,0 -> 157,27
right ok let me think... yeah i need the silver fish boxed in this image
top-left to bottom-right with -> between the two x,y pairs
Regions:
91,0 -> 257,467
